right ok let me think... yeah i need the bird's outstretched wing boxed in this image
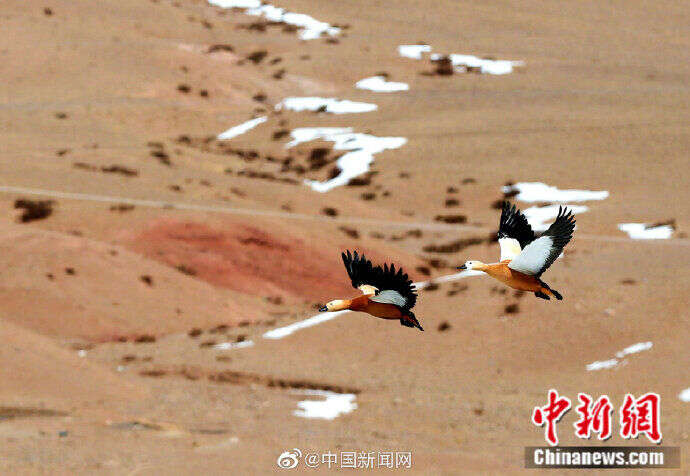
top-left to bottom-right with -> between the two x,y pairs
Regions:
342,250 -> 417,310
498,201 -> 535,261
342,250 -> 379,295
508,206 -> 575,276
367,262 -> 417,311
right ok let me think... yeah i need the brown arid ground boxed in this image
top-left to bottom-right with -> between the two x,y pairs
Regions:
0,0 -> 688,474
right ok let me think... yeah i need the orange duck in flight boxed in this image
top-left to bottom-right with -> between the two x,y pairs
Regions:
319,250 -> 423,331
458,202 -> 576,300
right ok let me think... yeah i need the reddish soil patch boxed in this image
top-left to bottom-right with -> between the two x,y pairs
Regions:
128,219 -> 347,301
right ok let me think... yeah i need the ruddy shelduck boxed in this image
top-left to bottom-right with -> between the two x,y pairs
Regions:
320,250 -> 423,331
458,201 -> 576,300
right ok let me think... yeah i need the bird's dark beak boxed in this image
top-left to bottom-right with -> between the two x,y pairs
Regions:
457,264 -> 467,270
319,306 -> 328,312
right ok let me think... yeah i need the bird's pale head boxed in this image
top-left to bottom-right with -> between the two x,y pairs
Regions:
458,260 -> 485,270
319,299 -> 348,312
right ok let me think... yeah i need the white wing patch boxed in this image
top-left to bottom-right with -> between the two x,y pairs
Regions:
498,237 -> 522,261
508,236 -> 553,275
369,290 -> 407,308
357,284 -> 378,296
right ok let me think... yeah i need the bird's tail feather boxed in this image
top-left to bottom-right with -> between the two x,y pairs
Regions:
400,311 -> 424,331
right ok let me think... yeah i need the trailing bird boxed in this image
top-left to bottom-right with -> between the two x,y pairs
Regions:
319,250 -> 423,330
458,201 -> 576,300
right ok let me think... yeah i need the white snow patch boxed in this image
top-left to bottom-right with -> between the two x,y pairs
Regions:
414,270 -> 483,290
210,1 -> 340,40
213,340 -> 255,350
263,310 -> 348,339
356,76 -> 409,93
276,97 -> 377,114
616,341 -> 653,358
217,116 -> 267,140
398,44 -> 431,59
208,0 -> 260,8
523,204 -> 588,232
503,182 -> 609,203
679,388 -> 690,402
618,223 -> 673,240
586,359 -> 619,371
292,390 -> 357,420
286,127 -> 406,192
586,341 -> 652,371
431,53 -> 524,75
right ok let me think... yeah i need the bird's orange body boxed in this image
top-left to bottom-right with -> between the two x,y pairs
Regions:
348,294 -> 404,320
484,262 -> 541,291
481,262 -> 558,298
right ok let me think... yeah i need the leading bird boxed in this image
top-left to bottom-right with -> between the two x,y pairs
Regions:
319,250 -> 423,331
458,201 -> 576,300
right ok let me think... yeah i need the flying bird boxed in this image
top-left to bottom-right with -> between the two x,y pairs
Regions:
319,250 -> 423,331
458,201 -> 576,300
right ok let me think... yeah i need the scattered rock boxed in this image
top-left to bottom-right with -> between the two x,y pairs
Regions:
207,44 -> 233,53
209,324 -> 229,334
246,50 -> 268,64
134,334 -> 156,344
434,214 -> 467,224
109,204 -> 135,212
272,129 -> 289,140
338,226 -> 359,239
175,264 -> 197,276
415,266 -> 431,276
437,321 -> 451,332
140,369 -> 166,377
423,237 -> 485,253
177,84 -> 191,93
504,304 -> 519,314
14,199 -> 54,223
321,207 -> 338,217
432,55 -> 454,75
425,282 -> 439,291
150,149 -> 171,166
188,328 -> 202,338
101,165 -> 138,177
140,275 -> 153,286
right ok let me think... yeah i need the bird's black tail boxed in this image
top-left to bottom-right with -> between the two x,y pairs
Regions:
538,279 -> 563,300
400,311 -> 424,331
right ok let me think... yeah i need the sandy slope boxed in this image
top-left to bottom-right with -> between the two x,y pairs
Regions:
0,0 -> 688,473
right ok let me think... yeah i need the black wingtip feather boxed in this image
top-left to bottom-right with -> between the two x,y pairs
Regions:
534,206 -> 576,276
498,201 -> 536,249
